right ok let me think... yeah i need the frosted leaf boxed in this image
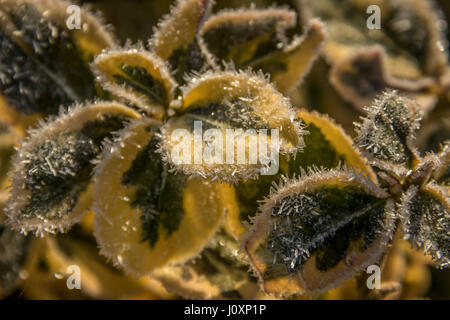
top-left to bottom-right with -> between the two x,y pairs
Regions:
0,0 -> 114,126
200,8 -> 296,67
149,0 -> 215,85
6,103 -> 140,236
243,168 -> 395,296
200,7 -> 325,94
93,48 -> 176,116
290,110 -> 376,182
432,142 -> 449,186
399,184 -> 450,268
251,19 -> 327,95
159,70 -> 305,183
235,110 -> 377,233
355,90 -> 422,173
93,119 -> 231,275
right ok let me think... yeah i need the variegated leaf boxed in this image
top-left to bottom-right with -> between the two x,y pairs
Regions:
302,0 -> 448,109
244,168 -> 395,296
355,90 -> 422,175
149,0 -> 215,85
93,47 -> 176,116
251,19 -> 327,95
41,233 -> 172,299
31,0 -> 115,61
400,184 -> 450,268
159,70 -> 305,182
234,109 -> 377,237
330,46 -> 435,112
200,9 -> 326,94
92,119 -> 233,275
303,0 -> 448,79
0,0 -> 114,128
200,8 -> 296,68
6,103 -> 140,235
288,110 -> 377,181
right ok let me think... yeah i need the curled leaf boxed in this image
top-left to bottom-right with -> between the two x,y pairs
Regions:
251,19 -> 327,95
159,70 -> 305,182
304,0 -> 448,79
200,7 -> 326,94
303,0 -> 448,110
244,168 -> 395,296
6,103 -> 140,235
330,46 -> 435,111
149,0 -> 215,84
93,47 -> 176,116
355,90 -> 422,174
400,184 -> 450,268
200,8 -> 297,67
93,119 -> 232,275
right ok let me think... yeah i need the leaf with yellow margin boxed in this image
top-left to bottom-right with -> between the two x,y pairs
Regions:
243,168 -> 395,297
6,102 -> 140,236
93,118 -> 233,275
159,70 -> 305,183
149,0 -> 215,84
93,48 -> 176,116
0,0 -> 115,128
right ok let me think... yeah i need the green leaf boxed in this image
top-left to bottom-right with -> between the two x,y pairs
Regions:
288,110 -> 377,181
0,0 -> 114,125
355,90 -> 422,174
400,184 -> 450,268
93,119 -> 233,275
243,168 -> 395,296
6,103 -> 140,235
93,47 -> 176,116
